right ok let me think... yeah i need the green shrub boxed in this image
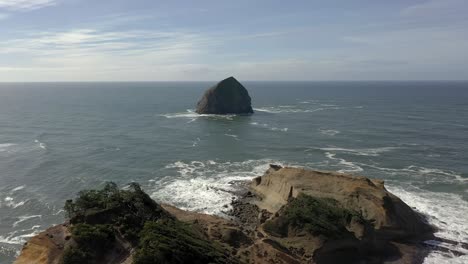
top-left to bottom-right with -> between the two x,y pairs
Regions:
61,246 -> 90,264
62,183 -> 235,264
71,224 -> 114,250
134,220 -> 230,264
64,182 -> 170,243
264,194 -> 362,239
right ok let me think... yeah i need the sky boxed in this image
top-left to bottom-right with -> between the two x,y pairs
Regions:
0,0 -> 467,81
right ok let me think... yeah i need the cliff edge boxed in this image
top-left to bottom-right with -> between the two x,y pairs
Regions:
15,167 -> 437,264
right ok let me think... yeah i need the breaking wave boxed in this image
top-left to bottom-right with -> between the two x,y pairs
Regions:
160,109 -> 236,122
387,186 -> 468,264
150,159 -> 285,215
319,146 -> 400,156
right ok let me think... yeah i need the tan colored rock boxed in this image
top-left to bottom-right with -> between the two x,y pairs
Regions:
250,166 -> 433,240
14,224 -> 69,264
15,167 -> 436,264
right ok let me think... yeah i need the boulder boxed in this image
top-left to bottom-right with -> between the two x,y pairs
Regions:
196,77 -> 254,114
250,166 -> 434,240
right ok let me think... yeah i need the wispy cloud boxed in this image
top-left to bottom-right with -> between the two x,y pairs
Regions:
0,26 -> 215,81
401,0 -> 467,17
0,0 -> 57,11
1,2 -> 468,81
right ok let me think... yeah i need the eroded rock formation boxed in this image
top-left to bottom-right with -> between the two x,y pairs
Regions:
15,167 -> 437,264
196,77 -> 254,115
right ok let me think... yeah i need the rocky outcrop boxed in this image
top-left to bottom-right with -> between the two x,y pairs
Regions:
196,77 -> 254,114
14,225 -> 71,264
15,167 -> 438,264
250,166 -> 433,240
245,165 -> 435,263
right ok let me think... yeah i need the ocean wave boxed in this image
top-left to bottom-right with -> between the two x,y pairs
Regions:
11,186 -> 25,192
387,186 -> 468,263
324,152 -> 363,173
160,109 -> 236,121
318,146 -> 399,156
224,134 -> 240,140
319,129 -> 340,136
1,197 -> 27,209
152,159 -> 285,215
192,137 -> 201,147
0,143 -> 16,152
34,140 -> 47,150
250,122 -> 288,132
0,225 -> 41,245
12,215 -> 42,228
362,164 -> 467,184
254,106 -> 342,114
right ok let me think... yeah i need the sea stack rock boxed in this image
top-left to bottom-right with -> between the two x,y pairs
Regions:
196,76 -> 254,114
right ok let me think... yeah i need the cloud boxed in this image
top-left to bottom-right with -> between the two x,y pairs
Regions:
0,26 -> 214,81
0,0 -> 57,11
401,0 -> 467,17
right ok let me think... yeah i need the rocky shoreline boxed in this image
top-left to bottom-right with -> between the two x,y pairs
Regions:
15,165 -> 455,264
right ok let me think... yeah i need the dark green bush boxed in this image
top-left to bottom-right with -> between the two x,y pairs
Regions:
64,182 -> 170,243
62,182 -> 235,264
71,224 -> 114,250
134,220 -> 230,264
61,246 -> 91,264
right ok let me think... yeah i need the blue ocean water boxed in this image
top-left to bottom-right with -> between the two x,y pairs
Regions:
0,81 -> 467,263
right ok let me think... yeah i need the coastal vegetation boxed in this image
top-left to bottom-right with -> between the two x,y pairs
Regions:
62,182 -> 231,264
264,194 -> 363,239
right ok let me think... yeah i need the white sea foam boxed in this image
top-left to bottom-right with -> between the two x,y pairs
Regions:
160,109 -> 236,121
0,143 -> 16,152
324,152 -> 363,173
1,197 -> 27,209
34,140 -> 47,150
254,106 -> 341,114
224,134 -> 240,140
192,137 -> 201,147
152,159 -> 284,215
362,164 -> 467,184
0,226 -> 41,245
11,186 -> 25,192
12,215 -> 42,228
319,129 -> 340,136
387,185 -> 468,263
250,122 -> 288,132
319,146 -> 399,156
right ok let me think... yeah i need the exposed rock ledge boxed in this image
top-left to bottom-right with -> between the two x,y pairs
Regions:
15,166 -> 439,264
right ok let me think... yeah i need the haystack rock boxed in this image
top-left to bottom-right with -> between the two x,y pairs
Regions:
196,77 -> 254,114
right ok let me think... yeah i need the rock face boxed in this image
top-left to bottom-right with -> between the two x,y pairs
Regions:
15,167 -> 439,264
247,165 -> 435,263
196,77 -> 254,114
250,166 -> 433,240
14,225 -> 71,264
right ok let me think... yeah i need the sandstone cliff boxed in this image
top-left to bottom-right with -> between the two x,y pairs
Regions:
15,167 -> 438,264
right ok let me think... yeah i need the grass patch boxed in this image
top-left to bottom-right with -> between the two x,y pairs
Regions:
264,194 -> 362,239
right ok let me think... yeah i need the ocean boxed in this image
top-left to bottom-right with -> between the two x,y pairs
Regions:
0,81 -> 467,263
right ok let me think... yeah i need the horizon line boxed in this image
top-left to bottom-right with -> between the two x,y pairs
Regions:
1,80 -> 468,83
